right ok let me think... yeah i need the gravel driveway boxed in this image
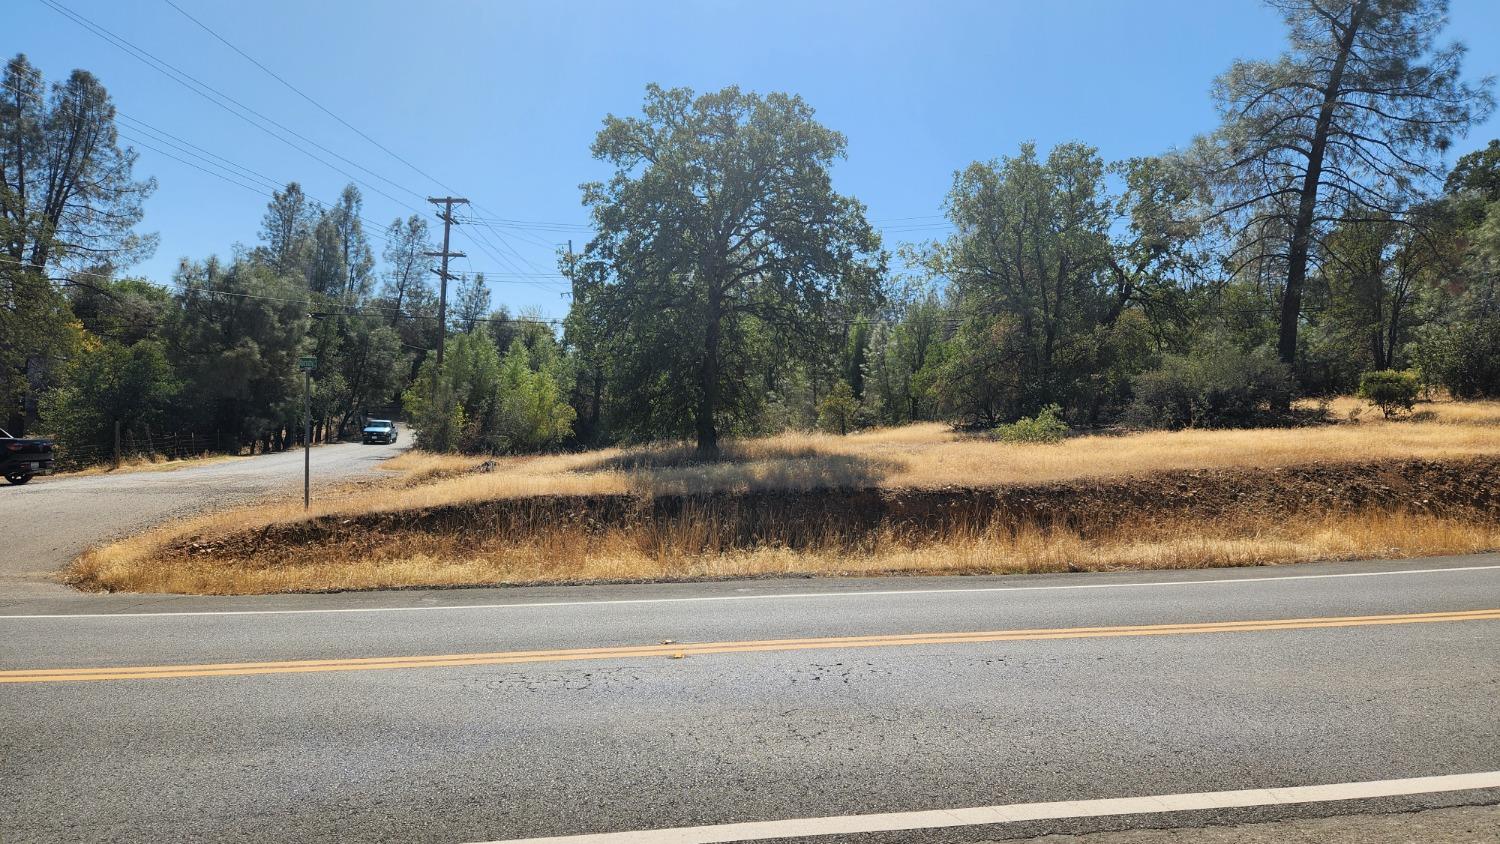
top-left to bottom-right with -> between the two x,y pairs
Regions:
0,442 -> 404,600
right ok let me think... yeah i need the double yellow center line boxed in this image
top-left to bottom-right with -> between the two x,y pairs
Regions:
5,608 -> 1498,684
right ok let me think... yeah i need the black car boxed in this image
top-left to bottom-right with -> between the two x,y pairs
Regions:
1,428 -> 55,485
361,419 -> 399,444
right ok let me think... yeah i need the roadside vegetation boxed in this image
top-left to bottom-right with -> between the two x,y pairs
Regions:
63,451 -> 239,478
69,398 -> 1500,594
7,0 -> 1500,473
11,2 -> 1500,594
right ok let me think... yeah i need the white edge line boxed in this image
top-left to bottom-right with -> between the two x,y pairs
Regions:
3,564 -> 1497,620
475,770 -> 1500,844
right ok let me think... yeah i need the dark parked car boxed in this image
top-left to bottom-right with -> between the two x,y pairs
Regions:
1,428 -> 55,485
361,419 -> 399,445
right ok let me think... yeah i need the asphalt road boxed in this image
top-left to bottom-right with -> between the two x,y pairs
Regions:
3,555 -> 1498,843
0,441 -> 404,600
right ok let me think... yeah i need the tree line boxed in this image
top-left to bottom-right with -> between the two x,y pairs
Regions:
3,0 -> 1498,464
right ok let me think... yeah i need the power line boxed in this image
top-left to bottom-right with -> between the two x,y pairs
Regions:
0,255 -> 570,325
456,225 -> 530,279
38,0 -> 429,215
0,89 -> 561,286
145,1 -> 951,278
1,68 -> 411,251
159,0 -> 452,193
455,215 -> 593,231
117,115 -> 282,193
463,220 -> 554,277
117,131 -> 267,196
152,0 -> 575,281
454,270 -> 568,280
117,2 -> 573,290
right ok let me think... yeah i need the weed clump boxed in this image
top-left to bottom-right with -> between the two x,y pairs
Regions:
994,404 -> 1068,443
1358,370 -> 1421,419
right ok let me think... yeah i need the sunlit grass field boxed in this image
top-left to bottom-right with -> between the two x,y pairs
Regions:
69,398 -> 1500,594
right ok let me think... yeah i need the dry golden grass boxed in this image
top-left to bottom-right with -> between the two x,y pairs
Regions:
67,397 -> 1500,595
63,451 -> 240,477
339,398 -> 1500,511
378,449 -> 486,486
71,509 -> 1500,595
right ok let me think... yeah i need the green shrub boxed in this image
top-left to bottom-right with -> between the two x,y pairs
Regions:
817,381 -> 861,435
1408,315 -> 1500,399
1357,369 -> 1420,419
1126,346 -> 1294,429
993,404 -> 1069,443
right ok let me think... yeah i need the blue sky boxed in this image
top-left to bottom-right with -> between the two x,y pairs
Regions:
12,0 -> 1500,320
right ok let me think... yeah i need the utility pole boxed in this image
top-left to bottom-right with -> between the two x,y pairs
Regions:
424,197 -> 468,395
298,354 -> 317,509
303,368 -> 311,509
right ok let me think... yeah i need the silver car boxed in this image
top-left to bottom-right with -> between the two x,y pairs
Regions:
361,420 -> 398,445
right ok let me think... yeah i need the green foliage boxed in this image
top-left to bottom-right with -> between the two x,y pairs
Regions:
331,318 -> 404,435
1127,345 -> 1294,429
0,266 -> 79,428
1409,313 -> 1500,399
921,315 -> 1021,427
39,338 -> 178,457
450,273 -> 491,334
816,381 -> 860,435
494,340 -> 576,451
67,277 -> 174,346
1357,370 -> 1420,419
926,143 -> 1191,426
993,404 -> 1068,443
403,332 -> 573,454
932,143 -> 1110,422
859,289 -> 946,427
1206,0 -> 1493,365
1,54 -> 154,430
575,83 -> 884,457
6,50 -> 1499,467
1406,200 -> 1500,399
170,257 -> 309,448
1446,139 -> 1500,203
403,331 -> 500,453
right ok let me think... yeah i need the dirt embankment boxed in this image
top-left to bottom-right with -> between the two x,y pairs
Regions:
181,457 -> 1500,563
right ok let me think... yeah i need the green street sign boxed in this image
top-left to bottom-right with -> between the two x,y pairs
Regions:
297,355 -> 318,371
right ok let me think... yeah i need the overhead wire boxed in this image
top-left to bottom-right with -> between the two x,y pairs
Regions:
144,1 -> 579,304
159,0 -> 453,193
0,77 -> 411,250
37,0 -> 429,216
27,3 -> 987,320
0,255 -> 571,325
151,0 -> 573,286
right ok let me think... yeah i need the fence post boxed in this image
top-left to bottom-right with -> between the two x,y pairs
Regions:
113,420 -> 121,470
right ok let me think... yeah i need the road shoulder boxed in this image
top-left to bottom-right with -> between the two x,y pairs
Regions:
985,803 -> 1500,843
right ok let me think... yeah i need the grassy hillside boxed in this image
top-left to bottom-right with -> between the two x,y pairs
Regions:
69,399 -> 1500,594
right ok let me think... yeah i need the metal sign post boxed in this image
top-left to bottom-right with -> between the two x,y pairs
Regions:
298,355 -> 317,509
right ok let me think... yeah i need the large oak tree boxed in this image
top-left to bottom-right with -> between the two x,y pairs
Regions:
575,84 -> 884,457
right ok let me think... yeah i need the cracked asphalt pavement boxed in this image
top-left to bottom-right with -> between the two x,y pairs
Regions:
3,556 -> 1498,842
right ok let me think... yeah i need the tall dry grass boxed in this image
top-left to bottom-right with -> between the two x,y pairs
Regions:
365,399 -> 1500,511
62,451 -> 240,477
66,398 -> 1500,594
71,509 -> 1500,595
